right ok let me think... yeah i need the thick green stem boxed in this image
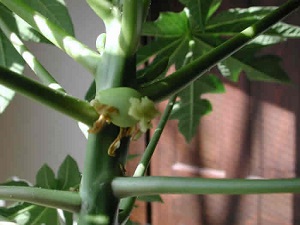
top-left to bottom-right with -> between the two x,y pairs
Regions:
0,0 -> 100,74
0,67 -> 98,126
79,126 -> 129,225
120,0 -> 144,56
138,0 -> 300,101
112,177 -> 300,198
0,18 -> 65,92
0,186 -> 81,213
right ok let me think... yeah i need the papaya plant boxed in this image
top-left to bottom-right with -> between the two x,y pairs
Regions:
0,0 -> 300,224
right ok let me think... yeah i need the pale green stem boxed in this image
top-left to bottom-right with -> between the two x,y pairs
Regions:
86,0 -> 115,23
0,186 -> 81,213
112,177 -> 300,198
119,95 -> 177,223
0,0 -> 100,74
0,18 -> 65,92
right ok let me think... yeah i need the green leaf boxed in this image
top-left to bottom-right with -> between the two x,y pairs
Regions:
0,31 -> 25,114
138,195 -> 163,203
137,57 -> 169,84
171,98 -> 212,142
0,3 -> 50,43
22,206 -> 59,225
84,81 -> 96,102
244,55 -> 290,83
63,211 -> 73,225
25,0 -> 74,36
142,11 -> 189,38
195,37 -> 290,83
35,164 -> 57,189
0,214 -> 10,221
266,21 -> 300,38
137,38 -> 180,65
205,7 -> 300,45
13,204 -> 60,225
0,203 -> 25,221
1,179 -> 30,187
179,0 -> 222,31
57,155 -> 81,191
170,75 -> 225,142
0,203 -> 60,225
206,6 -> 277,34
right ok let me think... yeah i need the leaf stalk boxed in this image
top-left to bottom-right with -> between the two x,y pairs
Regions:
0,67 -> 99,126
113,177 -> 300,198
0,186 -> 81,213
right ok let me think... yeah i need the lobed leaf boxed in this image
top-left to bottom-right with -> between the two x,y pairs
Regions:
0,3 -> 49,43
170,75 -> 224,142
24,0 -> 74,36
195,37 -> 291,82
142,11 -> 188,38
206,6 -> 277,34
179,0 -> 222,31
35,164 -> 57,189
205,7 -> 300,45
136,38 -> 180,66
171,98 -> 212,142
57,155 -> 81,191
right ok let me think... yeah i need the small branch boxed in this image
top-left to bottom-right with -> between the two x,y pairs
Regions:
138,0 -> 300,101
134,95 -> 177,177
0,18 -> 65,92
119,95 -> 177,223
0,67 -> 99,126
0,186 -> 81,213
1,0 -> 100,74
112,177 -> 300,198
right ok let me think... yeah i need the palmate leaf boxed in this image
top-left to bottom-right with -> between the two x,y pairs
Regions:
0,203 -> 60,225
36,165 -> 57,189
140,3 -> 299,141
170,75 -> 225,142
0,155 -> 80,224
136,38 -> 180,65
195,37 -> 291,82
57,155 -> 81,191
179,0 -> 222,32
205,7 -> 300,45
216,49 -> 290,83
206,6 -> 277,34
142,11 -> 188,38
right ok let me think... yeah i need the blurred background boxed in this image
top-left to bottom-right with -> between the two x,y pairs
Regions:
0,0 -> 300,225
0,0 -> 105,181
